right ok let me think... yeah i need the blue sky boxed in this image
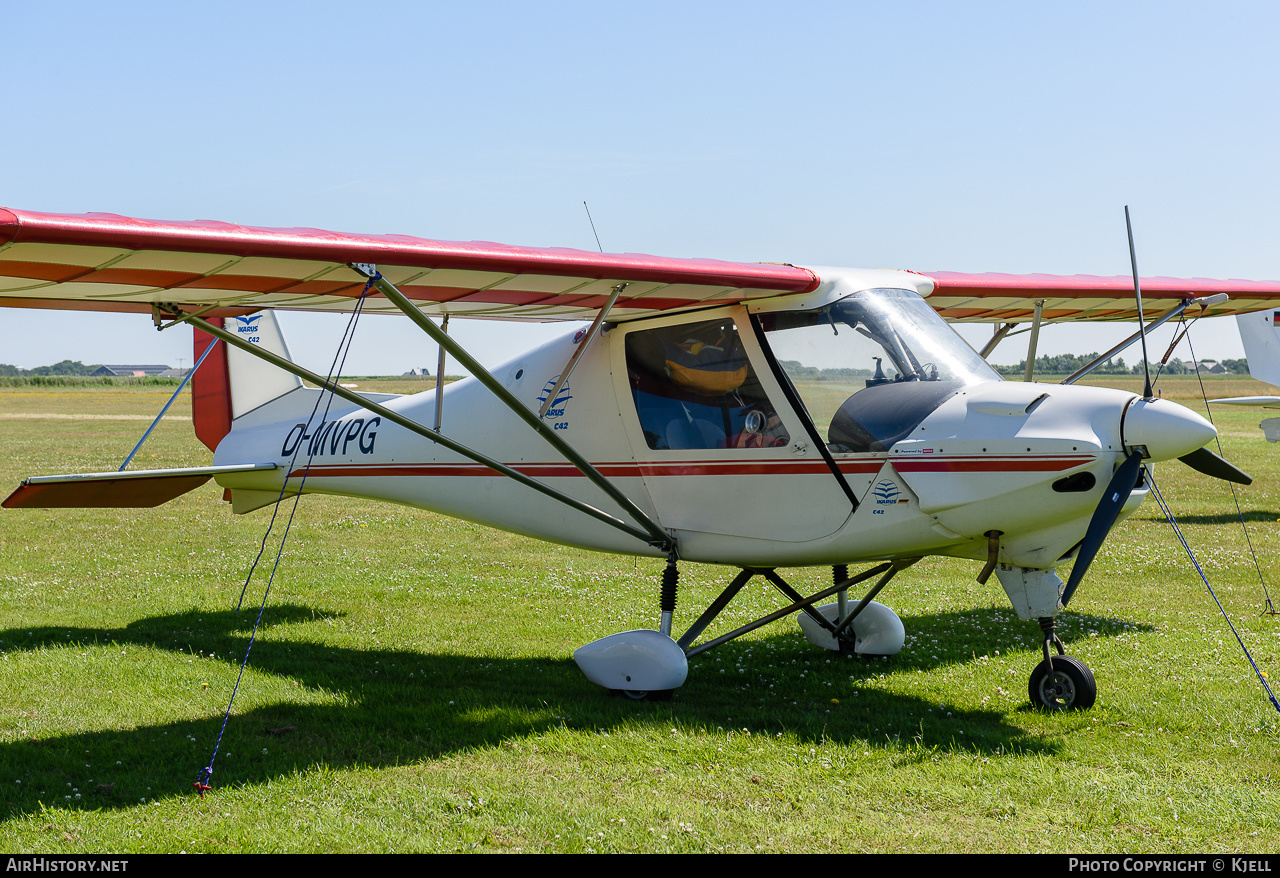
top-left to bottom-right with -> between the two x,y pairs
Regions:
3,1 -> 1278,373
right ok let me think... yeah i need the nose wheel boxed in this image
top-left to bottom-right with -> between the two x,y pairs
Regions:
1028,617 -> 1097,710
1029,655 -> 1097,710
1028,616 -> 1097,709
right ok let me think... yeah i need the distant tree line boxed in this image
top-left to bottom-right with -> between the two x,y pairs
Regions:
779,355 -> 1250,380
779,361 -> 873,379
991,353 -> 1250,377
0,360 -> 100,376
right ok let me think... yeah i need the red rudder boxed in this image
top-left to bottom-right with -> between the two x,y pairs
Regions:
192,320 -> 232,452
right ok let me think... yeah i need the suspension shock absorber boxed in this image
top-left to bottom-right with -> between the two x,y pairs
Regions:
834,564 -> 849,620
660,556 -> 679,637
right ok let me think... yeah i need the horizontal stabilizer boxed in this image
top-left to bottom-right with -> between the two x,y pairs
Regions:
3,464 -> 277,509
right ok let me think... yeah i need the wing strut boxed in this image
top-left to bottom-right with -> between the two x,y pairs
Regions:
1058,294 -> 1227,386
347,264 -> 672,550
172,306 -> 674,553
537,282 -> 627,418
1023,300 -> 1045,382
119,336 -> 220,471
978,322 -> 1016,359
434,315 -> 448,431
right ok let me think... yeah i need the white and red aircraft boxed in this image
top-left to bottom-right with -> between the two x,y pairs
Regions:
1208,311 -> 1280,439
1,207 -> 1275,710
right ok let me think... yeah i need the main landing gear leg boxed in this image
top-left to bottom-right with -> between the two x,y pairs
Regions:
1027,616 -> 1097,711
834,564 -> 849,623
572,560 -> 918,700
659,556 -> 678,637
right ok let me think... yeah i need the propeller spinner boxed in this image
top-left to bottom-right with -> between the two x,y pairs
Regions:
1062,396 -> 1250,607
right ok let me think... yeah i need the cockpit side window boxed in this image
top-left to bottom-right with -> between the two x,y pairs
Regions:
626,319 -> 790,450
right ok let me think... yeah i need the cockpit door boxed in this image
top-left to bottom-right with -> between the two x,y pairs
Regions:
613,308 -> 854,542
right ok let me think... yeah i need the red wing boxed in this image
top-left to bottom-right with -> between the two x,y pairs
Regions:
6,208 -> 1279,324
922,271 -> 1280,322
0,208 -> 819,322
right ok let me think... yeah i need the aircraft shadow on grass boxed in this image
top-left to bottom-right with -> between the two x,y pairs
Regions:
1144,508 -> 1280,526
0,603 -> 1148,818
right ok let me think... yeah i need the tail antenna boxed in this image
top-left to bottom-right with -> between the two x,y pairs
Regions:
1125,205 -> 1154,399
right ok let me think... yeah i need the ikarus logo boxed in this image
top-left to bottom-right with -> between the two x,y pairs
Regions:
872,479 -> 902,505
232,314 -> 262,343
538,376 -> 572,431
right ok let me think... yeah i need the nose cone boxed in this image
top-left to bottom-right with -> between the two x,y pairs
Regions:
1122,398 -> 1217,461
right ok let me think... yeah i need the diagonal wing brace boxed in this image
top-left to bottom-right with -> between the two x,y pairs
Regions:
175,306 -> 673,552
1059,294 -> 1229,386
347,264 -> 673,551
537,282 -> 627,418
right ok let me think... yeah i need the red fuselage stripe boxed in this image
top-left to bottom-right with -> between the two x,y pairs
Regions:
890,455 -> 1094,473
286,455 -> 1096,480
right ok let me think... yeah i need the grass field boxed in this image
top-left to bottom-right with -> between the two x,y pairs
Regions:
1,375 -> 1279,852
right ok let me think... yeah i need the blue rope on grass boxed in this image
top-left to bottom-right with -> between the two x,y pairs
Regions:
1184,332 -> 1275,613
1147,470 -> 1280,715
195,275 -> 379,795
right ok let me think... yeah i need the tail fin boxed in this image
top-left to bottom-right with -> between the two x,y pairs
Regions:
1237,311 -> 1280,386
192,311 -> 303,451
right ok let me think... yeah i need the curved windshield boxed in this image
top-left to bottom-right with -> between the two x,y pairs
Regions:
758,288 -> 999,452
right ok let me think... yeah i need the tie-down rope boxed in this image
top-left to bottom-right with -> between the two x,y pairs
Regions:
194,275 -> 378,795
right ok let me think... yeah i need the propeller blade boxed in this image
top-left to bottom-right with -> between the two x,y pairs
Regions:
1125,206 -> 1154,400
1178,446 -> 1253,485
1062,450 -> 1145,607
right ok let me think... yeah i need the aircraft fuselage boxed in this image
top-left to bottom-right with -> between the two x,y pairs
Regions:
212,275 -> 1213,578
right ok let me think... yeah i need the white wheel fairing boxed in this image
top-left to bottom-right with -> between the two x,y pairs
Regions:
573,629 -> 689,692
797,601 -> 905,655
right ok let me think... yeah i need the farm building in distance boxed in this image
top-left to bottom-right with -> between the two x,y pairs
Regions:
90,365 -> 174,377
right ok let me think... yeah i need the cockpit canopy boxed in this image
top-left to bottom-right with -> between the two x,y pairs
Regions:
759,288 -> 1001,452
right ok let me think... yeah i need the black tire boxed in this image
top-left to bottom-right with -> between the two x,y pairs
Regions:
1028,655 -> 1097,710
613,689 -> 674,702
